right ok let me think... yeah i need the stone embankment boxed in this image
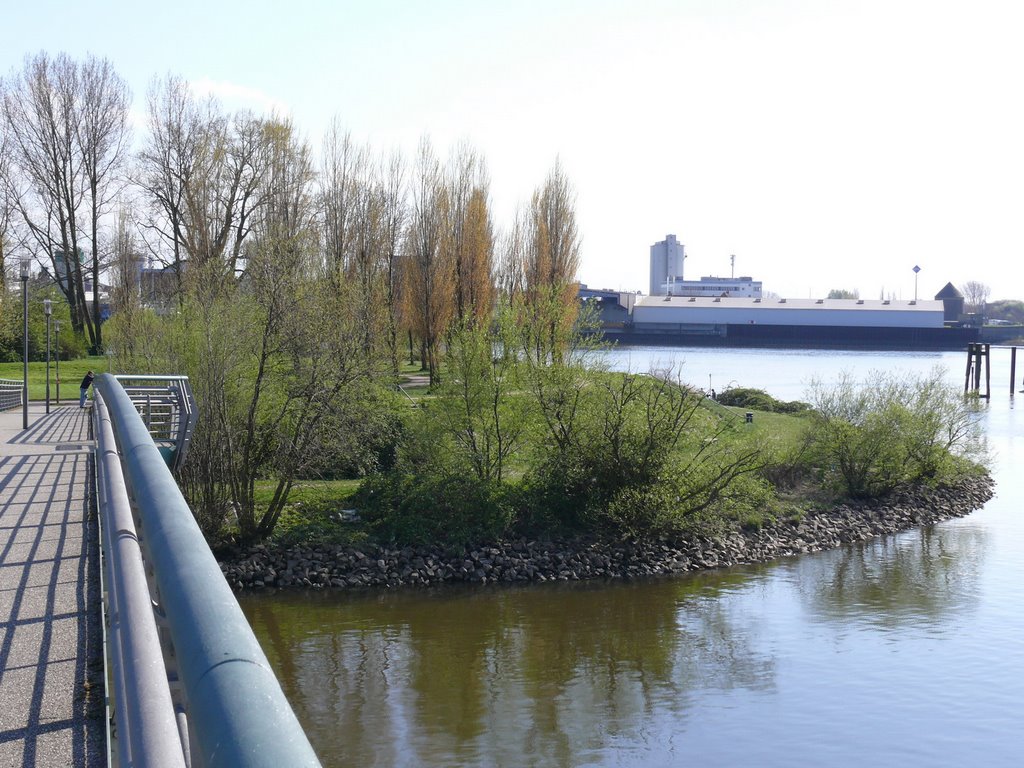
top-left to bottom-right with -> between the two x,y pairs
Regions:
219,475 -> 994,591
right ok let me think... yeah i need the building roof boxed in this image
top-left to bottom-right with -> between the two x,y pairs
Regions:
634,296 -> 943,312
934,282 -> 963,300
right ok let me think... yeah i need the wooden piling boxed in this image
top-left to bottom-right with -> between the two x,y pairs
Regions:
1011,347 -> 1017,396
985,343 -> 991,399
964,344 -> 974,394
963,342 -> 992,399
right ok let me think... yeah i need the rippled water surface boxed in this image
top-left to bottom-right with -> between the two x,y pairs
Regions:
239,347 -> 1024,767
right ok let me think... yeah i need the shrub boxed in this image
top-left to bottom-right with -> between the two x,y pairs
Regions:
806,368 -> 985,498
521,369 -> 772,535
356,471 -> 513,547
717,387 -> 809,414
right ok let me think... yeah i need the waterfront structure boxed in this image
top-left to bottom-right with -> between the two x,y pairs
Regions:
582,282 -> 977,349
935,282 -> 966,322
666,275 -> 763,298
632,296 -> 943,329
578,284 -> 635,327
587,235 -> 978,349
649,235 -> 762,297
649,235 -> 686,296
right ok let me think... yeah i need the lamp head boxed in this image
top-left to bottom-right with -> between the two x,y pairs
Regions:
19,258 -> 30,281
44,298 -> 52,316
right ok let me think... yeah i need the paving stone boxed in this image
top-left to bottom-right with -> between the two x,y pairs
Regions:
0,404 -> 103,766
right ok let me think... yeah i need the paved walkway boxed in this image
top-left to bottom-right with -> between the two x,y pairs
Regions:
0,404 -> 103,767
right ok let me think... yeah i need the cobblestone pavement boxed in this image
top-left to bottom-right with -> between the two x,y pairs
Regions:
0,404 -> 104,767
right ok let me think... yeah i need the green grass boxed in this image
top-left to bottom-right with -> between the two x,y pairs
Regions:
717,406 -> 813,444
252,478 -> 361,506
0,355 -> 110,402
254,479 -> 366,546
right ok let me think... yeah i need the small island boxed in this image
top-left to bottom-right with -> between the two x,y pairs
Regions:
217,353 -> 993,591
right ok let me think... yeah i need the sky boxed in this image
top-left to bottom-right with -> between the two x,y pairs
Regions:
4,0 -> 1024,301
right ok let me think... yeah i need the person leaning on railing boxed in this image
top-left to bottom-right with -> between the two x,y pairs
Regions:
80,371 -> 95,408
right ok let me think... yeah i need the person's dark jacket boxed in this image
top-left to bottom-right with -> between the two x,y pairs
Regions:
80,373 -> 95,390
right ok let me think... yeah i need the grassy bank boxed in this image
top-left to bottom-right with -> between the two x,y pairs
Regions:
238,366 -> 986,554
0,356 -> 110,402
251,395 -> 815,548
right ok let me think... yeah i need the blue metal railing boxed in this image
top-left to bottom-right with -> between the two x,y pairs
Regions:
94,373 -> 321,767
114,375 -> 199,472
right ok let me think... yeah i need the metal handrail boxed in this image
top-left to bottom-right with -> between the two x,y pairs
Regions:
95,390 -> 186,767
114,374 -> 199,472
0,378 -> 22,411
95,374 -> 321,767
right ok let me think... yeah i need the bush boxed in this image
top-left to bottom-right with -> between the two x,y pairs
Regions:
520,369 -> 772,536
806,368 -> 985,498
717,387 -> 809,414
356,471 -> 514,547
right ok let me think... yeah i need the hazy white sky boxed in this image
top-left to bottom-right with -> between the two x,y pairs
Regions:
6,0 -> 1023,300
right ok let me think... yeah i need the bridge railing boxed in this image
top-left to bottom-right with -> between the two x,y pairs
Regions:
113,374 -> 198,473
0,378 -> 22,411
93,373 -> 321,767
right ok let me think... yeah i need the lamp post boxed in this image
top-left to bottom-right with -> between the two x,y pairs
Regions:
54,319 -> 61,405
913,265 -> 921,302
44,299 -> 52,414
20,258 -> 30,430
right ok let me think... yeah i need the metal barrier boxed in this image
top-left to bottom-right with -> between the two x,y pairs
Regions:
94,373 -> 321,767
113,375 -> 198,473
0,378 -> 22,411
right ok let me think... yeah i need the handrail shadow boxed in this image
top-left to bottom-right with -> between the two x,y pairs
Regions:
6,407 -> 91,447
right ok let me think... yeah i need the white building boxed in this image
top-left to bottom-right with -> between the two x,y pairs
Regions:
661,275 -> 763,298
632,296 -> 945,329
649,234 -> 685,296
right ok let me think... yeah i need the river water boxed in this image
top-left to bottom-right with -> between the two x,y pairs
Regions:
239,346 -> 1023,767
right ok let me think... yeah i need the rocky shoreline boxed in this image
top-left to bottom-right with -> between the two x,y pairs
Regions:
219,474 -> 994,591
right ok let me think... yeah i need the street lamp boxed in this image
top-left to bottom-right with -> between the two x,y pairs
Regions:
20,258 -> 30,430
44,298 -> 52,415
913,265 -> 921,302
54,319 -> 61,405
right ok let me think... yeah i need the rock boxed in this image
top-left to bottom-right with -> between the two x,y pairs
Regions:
217,475 -> 994,594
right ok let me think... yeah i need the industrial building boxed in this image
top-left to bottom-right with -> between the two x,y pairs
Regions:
632,296 -> 943,329
649,235 -> 762,298
582,237 -> 978,349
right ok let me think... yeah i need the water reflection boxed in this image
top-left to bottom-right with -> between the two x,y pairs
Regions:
238,348 -> 1024,766
798,525 -> 989,631
241,574 -> 778,767
241,520 -> 992,766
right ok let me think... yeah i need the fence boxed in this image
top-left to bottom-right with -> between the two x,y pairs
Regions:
114,375 -> 199,472
0,378 -> 22,411
94,373 -> 320,767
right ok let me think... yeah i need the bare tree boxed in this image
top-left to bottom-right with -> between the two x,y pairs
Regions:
402,138 -> 455,385
77,56 -> 131,351
445,143 -> 494,326
1,52 -> 128,349
137,75 -> 269,300
960,280 -> 990,314
0,126 -> 11,291
511,159 -> 582,362
161,121 -> 388,542
497,203 -> 528,298
320,121 -> 365,283
378,150 -> 407,375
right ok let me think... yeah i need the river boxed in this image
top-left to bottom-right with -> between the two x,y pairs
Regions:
239,346 -> 1023,767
